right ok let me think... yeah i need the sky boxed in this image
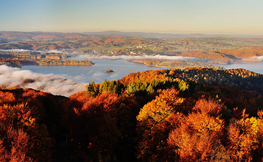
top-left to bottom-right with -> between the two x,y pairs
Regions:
0,0 -> 263,35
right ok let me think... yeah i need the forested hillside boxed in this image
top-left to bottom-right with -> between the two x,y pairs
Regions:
1,68 -> 263,161
1,31 -> 263,61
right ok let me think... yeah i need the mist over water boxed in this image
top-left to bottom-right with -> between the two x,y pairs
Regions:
0,49 -> 70,54
21,57 -> 263,84
21,59 -> 165,84
250,56 -> 263,61
1,50 -> 263,96
78,54 -> 204,61
0,65 -> 85,97
0,49 -> 31,52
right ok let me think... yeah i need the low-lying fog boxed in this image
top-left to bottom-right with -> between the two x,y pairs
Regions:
0,65 -> 85,97
1,49 -> 263,97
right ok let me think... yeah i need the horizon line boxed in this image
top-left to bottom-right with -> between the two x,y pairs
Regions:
0,30 -> 263,37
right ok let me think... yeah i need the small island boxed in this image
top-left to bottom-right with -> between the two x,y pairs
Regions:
106,69 -> 115,73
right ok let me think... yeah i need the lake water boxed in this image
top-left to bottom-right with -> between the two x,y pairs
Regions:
21,58 -> 263,84
212,61 -> 263,74
21,59 -> 165,84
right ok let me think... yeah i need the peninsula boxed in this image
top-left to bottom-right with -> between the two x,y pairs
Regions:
132,59 -> 223,70
36,59 -> 94,66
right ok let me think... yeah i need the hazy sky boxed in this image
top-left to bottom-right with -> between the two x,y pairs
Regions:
1,0 -> 263,34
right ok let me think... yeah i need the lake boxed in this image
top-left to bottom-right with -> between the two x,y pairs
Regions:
21,59 -> 165,84
21,58 -> 263,84
212,61 -> 263,74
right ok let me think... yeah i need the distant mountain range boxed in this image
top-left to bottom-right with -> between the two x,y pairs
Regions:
83,30 -> 208,38
0,31 -> 263,41
0,31 -> 87,42
83,30 -> 263,39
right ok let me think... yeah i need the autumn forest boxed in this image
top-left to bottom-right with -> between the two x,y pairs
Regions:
1,31 -> 263,161
0,67 -> 263,161
2,0 -> 263,160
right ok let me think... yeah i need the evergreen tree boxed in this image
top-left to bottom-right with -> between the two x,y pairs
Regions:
109,80 -> 118,93
127,82 -> 136,94
135,81 -> 141,91
140,82 -> 148,91
99,79 -> 110,93
151,79 -> 158,87
146,84 -> 154,94
178,80 -> 189,92
87,80 -> 98,97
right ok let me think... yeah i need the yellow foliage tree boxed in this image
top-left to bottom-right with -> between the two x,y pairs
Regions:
227,115 -> 263,161
136,88 -> 184,161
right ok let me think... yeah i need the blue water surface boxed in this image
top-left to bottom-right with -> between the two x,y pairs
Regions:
21,59 -> 263,84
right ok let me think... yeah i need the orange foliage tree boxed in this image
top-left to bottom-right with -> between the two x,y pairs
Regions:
167,99 -> 228,161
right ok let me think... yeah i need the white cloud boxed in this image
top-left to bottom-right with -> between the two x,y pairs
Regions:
0,49 -> 31,52
1,49 -> 202,61
250,56 -> 263,61
0,65 -> 86,97
0,49 -> 70,55
78,54 -> 201,61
